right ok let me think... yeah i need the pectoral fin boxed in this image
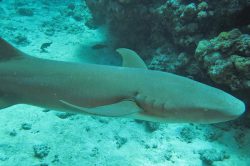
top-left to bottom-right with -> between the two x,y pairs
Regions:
59,100 -> 142,117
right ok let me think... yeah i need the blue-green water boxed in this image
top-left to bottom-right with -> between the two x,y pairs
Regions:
0,0 -> 250,165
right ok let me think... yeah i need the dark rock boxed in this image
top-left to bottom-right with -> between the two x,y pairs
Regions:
55,112 -> 75,119
198,149 -> 229,165
9,129 -> 17,136
144,121 -> 160,132
21,123 -> 32,130
179,127 -> 196,143
17,8 -> 34,16
114,135 -> 128,148
33,144 -> 50,159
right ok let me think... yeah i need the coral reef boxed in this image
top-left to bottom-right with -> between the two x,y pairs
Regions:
143,121 -> 160,132
86,0 -> 250,56
114,135 -> 128,148
12,33 -> 30,46
17,7 -> 34,16
9,130 -> 17,137
203,128 -> 223,142
148,51 -> 202,78
195,28 -> 250,92
198,149 -> 230,165
33,144 -> 50,159
86,0 -> 250,109
55,112 -> 75,119
179,126 -> 196,143
60,2 -> 92,23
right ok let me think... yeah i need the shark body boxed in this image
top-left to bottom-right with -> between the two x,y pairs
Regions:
0,38 -> 245,123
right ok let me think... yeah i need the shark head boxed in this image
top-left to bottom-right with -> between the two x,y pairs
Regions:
117,48 -> 245,124
131,71 -> 245,124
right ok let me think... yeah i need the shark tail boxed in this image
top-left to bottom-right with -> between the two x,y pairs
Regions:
0,38 -> 26,109
0,37 -> 26,60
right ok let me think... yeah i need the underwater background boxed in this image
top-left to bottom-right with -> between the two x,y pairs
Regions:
0,0 -> 250,165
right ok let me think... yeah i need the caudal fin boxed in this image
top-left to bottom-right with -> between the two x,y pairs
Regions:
0,37 -> 25,61
0,38 -> 24,109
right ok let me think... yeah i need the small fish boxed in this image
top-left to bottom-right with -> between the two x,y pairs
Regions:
40,42 -> 53,52
91,44 -> 108,50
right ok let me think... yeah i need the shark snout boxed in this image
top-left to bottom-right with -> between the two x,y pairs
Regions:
221,95 -> 245,118
200,90 -> 246,123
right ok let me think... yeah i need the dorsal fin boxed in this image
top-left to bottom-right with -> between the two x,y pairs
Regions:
116,48 -> 147,69
0,38 -> 25,60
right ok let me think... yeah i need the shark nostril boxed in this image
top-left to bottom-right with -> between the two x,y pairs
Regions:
134,91 -> 139,96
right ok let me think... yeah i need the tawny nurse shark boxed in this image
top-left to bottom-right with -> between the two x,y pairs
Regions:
0,38 -> 245,123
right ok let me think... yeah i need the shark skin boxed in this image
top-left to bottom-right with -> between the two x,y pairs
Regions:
0,38 -> 246,124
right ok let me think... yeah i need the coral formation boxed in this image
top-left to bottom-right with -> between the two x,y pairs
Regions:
198,149 -> 229,165
179,126 -> 196,143
9,129 -> 17,137
17,7 -> 34,16
55,112 -> 75,119
148,51 -> 200,77
33,144 -> 50,159
12,33 -> 30,46
114,135 -> 128,148
195,28 -> 250,92
86,0 -> 250,110
60,3 -> 92,22
143,121 -> 160,132
86,0 -> 250,55
203,128 -> 223,142
21,123 -> 32,130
